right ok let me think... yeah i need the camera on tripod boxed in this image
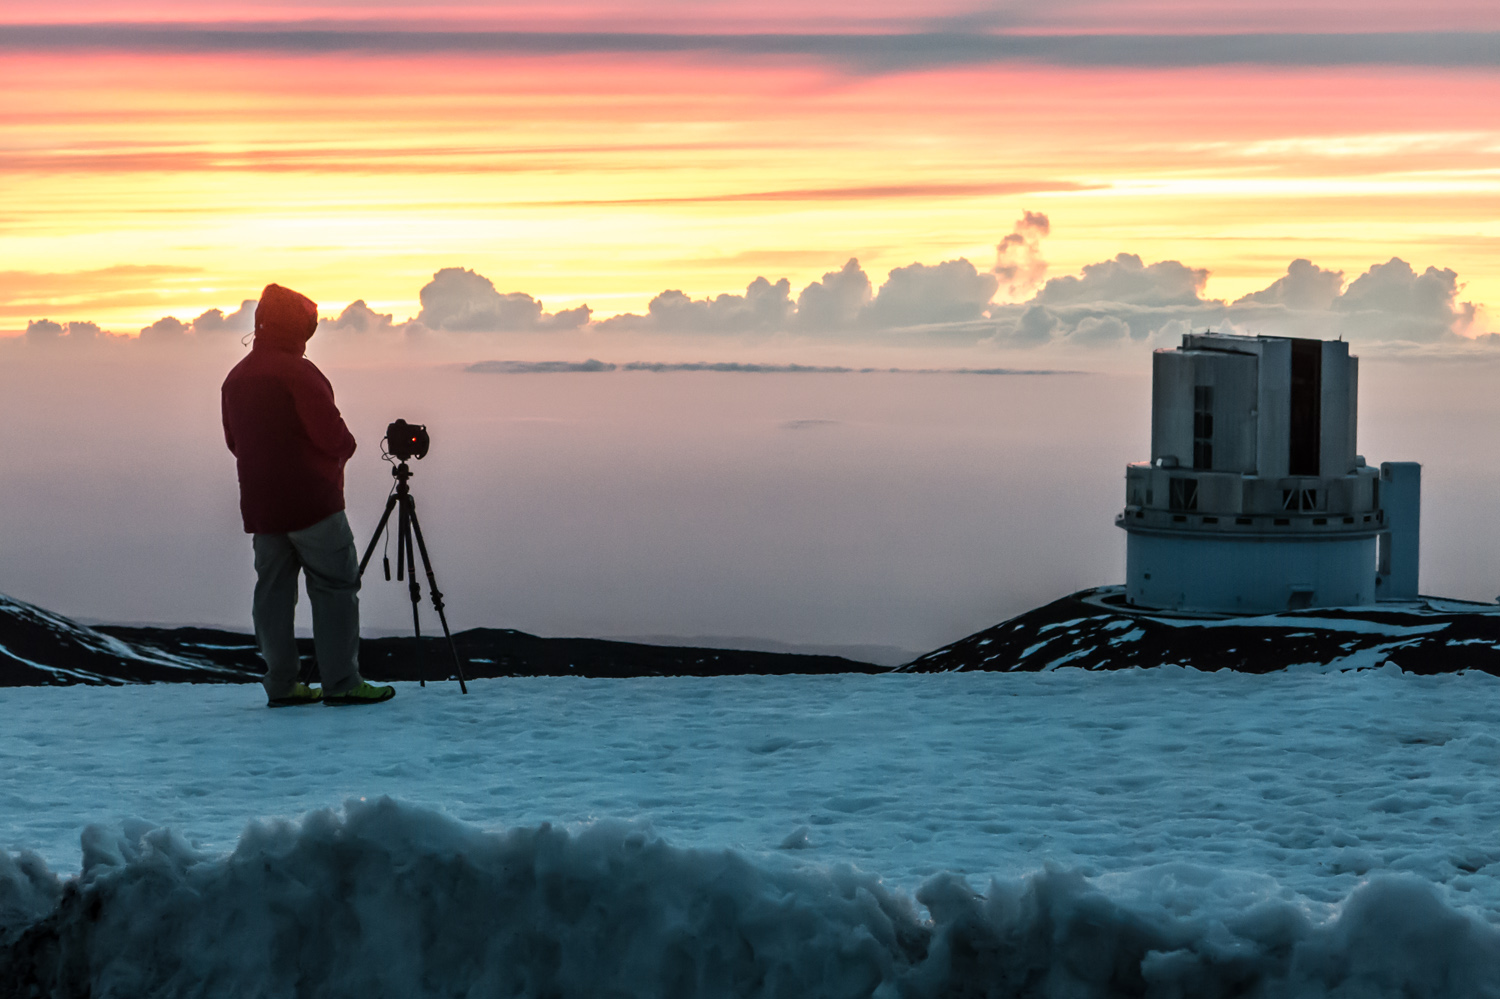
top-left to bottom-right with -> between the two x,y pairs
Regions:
385,419 -> 430,462
360,418 -> 467,693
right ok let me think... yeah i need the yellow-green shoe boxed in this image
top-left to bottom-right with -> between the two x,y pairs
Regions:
324,681 -> 396,706
267,682 -> 323,707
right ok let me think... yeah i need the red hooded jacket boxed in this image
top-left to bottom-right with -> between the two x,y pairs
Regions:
222,284 -> 357,534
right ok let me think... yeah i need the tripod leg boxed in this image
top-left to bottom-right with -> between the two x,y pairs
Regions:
406,500 -> 469,694
357,493 -> 400,578
395,499 -> 407,581
399,496 -> 427,687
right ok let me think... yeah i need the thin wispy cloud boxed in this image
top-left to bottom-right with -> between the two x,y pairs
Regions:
0,142 -> 778,177
539,182 -> 1099,206
6,25 -> 1500,71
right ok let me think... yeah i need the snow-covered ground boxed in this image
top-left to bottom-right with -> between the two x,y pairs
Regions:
6,669 -> 1500,996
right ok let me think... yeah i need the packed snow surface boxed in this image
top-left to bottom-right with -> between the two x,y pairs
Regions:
6,669 -> 1500,997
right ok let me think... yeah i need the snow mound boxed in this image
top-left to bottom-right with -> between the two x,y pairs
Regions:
4,798 -> 1499,998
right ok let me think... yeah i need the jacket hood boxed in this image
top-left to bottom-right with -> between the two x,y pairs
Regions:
254,284 -> 318,351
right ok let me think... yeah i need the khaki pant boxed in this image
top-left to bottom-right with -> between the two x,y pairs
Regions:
252,510 -> 363,698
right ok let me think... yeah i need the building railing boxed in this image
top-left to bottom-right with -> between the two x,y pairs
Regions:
1123,464 -> 1380,519
1117,505 -> 1384,535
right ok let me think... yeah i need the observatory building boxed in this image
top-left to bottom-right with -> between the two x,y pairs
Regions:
1117,332 -> 1420,613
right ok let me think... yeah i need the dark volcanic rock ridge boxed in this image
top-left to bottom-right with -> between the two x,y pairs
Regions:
0,593 -> 883,686
6,586 -> 1500,686
902,586 -> 1500,675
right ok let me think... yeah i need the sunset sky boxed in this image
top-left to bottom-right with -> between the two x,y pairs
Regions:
4,0 -> 1497,338
5,1 -> 1500,642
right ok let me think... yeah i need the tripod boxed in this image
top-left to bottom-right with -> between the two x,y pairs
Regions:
358,460 -> 469,694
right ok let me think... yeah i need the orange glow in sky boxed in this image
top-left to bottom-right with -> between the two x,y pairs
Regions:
3,5 -> 1498,332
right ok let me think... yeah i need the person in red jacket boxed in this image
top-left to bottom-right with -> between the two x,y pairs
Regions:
222,283 -> 394,707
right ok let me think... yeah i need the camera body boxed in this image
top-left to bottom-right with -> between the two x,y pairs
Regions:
386,419 -> 430,461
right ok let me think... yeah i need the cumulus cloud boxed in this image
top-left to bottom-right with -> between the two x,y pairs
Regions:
17,305 -> 256,350
24,317 -> 111,344
22,300 -> 255,347
139,316 -> 190,341
1004,304 -> 1064,344
1223,256 -> 1478,344
322,299 -> 397,335
12,227 -> 1489,356
25,319 -> 63,341
794,259 -> 871,331
1332,257 -> 1476,342
994,210 -> 1050,299
604,254 -> 1003,335
1065,314 -> 1134,345
63,320 -> 105,341
416,267 -> 591,332
22,313 -> 236,348
974,249 -> 1239,346
980,250 -> 1223,346
1036,252 -> 1208,308
600,276 -> 794,334
189,300 -> 256,336
1235,258 -> 1343,311
861,258 -> 998,329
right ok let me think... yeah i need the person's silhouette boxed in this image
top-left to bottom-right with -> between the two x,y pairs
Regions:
221,283 -> 393,707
